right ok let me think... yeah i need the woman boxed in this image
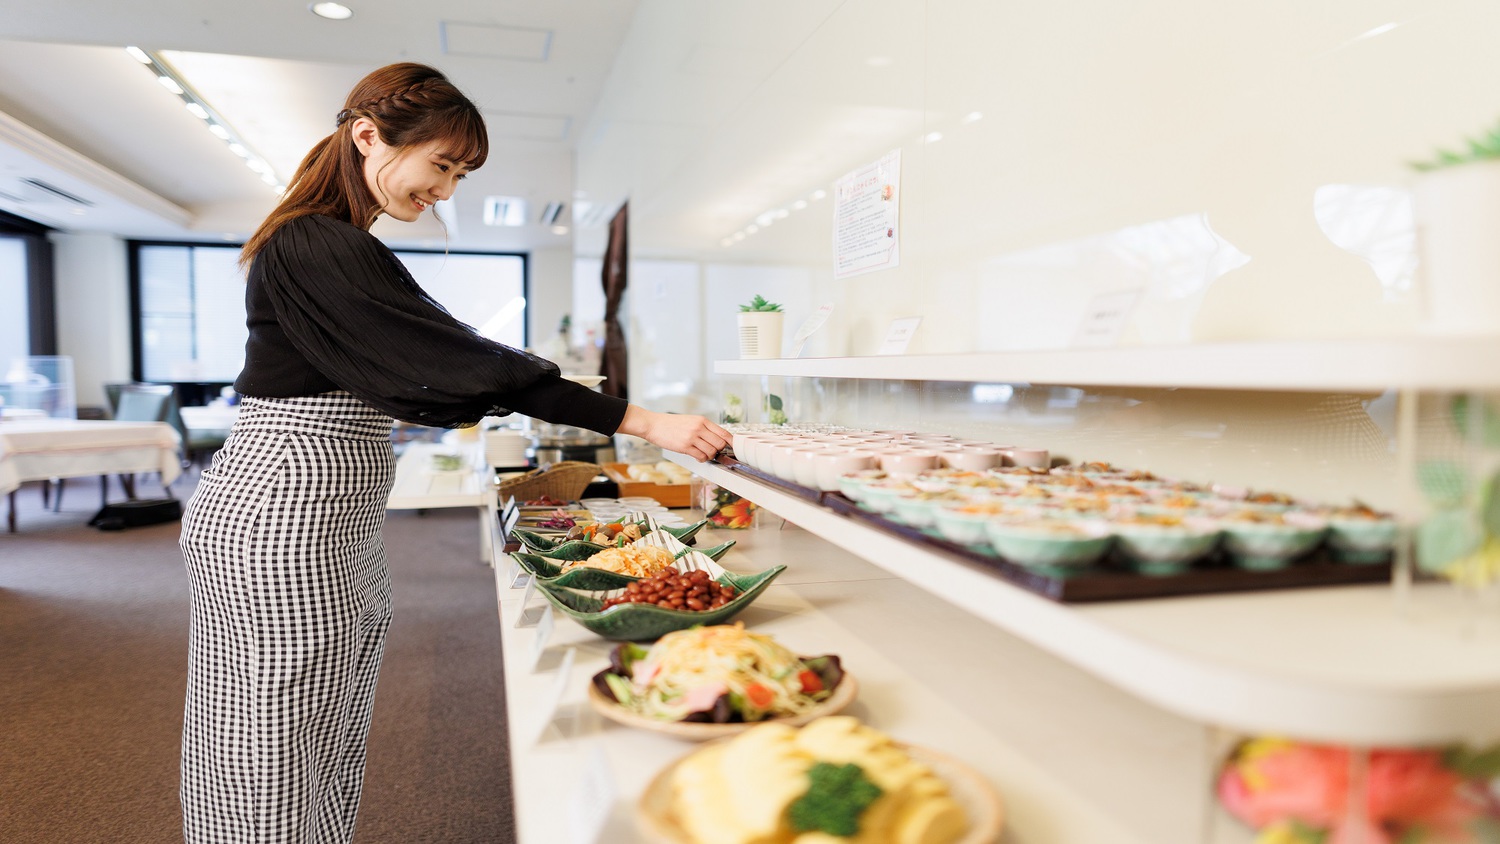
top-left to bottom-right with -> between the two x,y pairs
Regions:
179,62 -> 729,843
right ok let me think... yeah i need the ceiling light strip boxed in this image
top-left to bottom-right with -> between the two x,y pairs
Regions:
125,46 -> 285,193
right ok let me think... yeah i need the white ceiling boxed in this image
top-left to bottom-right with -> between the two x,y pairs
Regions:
0,0 -> 643,250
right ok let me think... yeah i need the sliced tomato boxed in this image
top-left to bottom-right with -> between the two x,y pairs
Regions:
744,683 -> 774,709
797,670 -> 823,694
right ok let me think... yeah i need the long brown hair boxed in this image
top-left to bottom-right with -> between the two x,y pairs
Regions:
240,62 -> 488,266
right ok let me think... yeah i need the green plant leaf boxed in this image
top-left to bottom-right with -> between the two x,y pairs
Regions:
1415,508 -> 1482,573
766,394 -> 783,411
1416,460 -> 1467,507
1442,744 -> 1500,780
1449,395 -> 1500,446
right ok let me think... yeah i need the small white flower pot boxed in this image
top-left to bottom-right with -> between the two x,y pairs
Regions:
737,311 -> 784,359
1415,160 -> 1500,335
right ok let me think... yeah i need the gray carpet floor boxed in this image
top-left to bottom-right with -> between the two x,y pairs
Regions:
1,472 -> 516,843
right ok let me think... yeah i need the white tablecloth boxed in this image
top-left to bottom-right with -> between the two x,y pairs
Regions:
0,419 -> 183,496
179,405 -> 239,433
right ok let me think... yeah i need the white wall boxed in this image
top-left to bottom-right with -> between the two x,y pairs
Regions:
527,245 -> 575,351
51,231 -> 130,412
577,0 -> 1500,363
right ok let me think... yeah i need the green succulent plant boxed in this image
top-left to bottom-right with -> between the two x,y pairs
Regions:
739,294 -> 783,313
1411,119 -> 1500,172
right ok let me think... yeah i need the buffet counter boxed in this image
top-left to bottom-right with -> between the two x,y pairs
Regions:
490,502 -> 1225,843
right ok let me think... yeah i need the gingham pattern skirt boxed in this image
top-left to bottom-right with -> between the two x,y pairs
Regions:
180,392 -> 395,844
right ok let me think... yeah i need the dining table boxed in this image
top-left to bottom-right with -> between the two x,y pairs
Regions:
0,418 -> 183,532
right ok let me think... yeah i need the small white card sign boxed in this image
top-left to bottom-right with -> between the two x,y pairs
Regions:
528,604 -> 556,672
877,317 -> 922,355
531,646 -> 576,744
502,501 -> 521,539
569,743 -> 617,844
792,303 -> 835,357
1072,289 -> 1141,348
515,575 -> 543,628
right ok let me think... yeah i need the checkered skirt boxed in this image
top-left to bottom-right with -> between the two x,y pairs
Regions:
180,392 -> 395,844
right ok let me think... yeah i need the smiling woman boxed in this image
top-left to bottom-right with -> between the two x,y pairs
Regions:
177,61 -> 729,844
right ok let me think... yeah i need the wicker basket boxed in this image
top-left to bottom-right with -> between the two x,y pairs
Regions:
496,461 -> 602,504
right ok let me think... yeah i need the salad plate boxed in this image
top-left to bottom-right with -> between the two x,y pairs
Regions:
587,644 -> 856,741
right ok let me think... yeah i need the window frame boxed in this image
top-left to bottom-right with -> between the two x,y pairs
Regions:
0,209 -> 57,355
126,238 -> 531,389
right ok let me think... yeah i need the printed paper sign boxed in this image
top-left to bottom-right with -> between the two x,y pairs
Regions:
515,575 -> 539,627
792,303 -> 835,357
877,317 -> 922,355
833,149 -> 902,279
1072,289 -> 1141,348
528,604 -> 555,672
532,647 -> 576,745
569,743 -> 617,844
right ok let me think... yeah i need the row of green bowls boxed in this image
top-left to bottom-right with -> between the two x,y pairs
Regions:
838,475 -> 1399,575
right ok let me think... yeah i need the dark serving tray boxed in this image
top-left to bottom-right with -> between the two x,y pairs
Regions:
712,456 -> 1392,604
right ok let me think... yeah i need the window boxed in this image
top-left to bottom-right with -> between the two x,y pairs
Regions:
0,237 -> 29,365
133,242 -> 247,382
0,211 -> 56,364
129,241 -> 528,385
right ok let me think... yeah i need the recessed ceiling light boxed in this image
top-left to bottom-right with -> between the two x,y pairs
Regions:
124,46 -> 151,64
185,102 -> 209,120
923,131 -> 943,143
157,76 -> 184,95
310,2 -> 353,20
550,225 -> 570,235
208,124 -> 230,140
810,190 -> 827,201
961,111 -> 983,125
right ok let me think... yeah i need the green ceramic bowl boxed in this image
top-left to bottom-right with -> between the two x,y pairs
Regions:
1219,518 -> 1327,570
1326,516 -> 1400,564
510,547 -> 731,590
517,537 -> 736,564
531,566 -> 788,641
512,519 -> 709,553
1110,523 -> 1221,576
983,521 -> 1113,571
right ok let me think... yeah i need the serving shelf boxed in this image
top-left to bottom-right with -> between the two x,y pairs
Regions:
667,452 -> 1500,746
714,337 -> 1500,391
491,506 -> 1207,843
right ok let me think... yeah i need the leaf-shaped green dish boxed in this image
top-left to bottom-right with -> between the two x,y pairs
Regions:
531,566 -> 787,641
512,519 -> 710,553
516,538 -> 736,563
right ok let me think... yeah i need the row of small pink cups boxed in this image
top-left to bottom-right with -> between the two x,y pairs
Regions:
728,428 -> 1049,492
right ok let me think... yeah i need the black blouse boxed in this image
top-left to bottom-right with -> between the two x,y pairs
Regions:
234,213 -> 627,433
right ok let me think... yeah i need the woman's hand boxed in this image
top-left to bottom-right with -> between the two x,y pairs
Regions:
617,405 -> 731,462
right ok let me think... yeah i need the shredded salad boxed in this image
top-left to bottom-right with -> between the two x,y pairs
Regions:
603,623 -> 838,723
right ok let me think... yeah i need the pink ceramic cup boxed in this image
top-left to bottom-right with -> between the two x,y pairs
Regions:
1002,447 -> 1050,469
813,450 -> 878,492
788,447 -> 829,488
941,449 -> 1002,471
878,449 -> 941,477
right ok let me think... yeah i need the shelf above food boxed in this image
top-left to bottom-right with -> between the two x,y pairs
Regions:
667,453 -> 1500,746
715,337 -> 1500,391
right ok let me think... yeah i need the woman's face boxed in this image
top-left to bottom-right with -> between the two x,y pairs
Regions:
359,131 -> 471,224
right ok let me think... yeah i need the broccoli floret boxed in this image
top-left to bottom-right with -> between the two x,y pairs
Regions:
788,762 -> 883,837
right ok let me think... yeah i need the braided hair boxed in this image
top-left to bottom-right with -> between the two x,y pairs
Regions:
242,62 -> 488,265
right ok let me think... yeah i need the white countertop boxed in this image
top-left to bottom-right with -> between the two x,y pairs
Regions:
492,516 -> 1208,843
